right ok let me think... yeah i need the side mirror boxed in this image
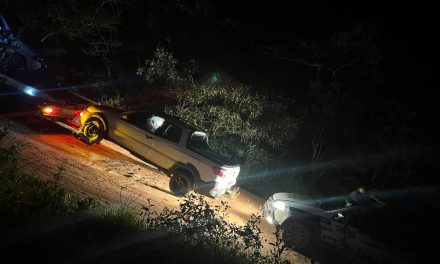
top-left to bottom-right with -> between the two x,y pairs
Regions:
333,212 -> 345,222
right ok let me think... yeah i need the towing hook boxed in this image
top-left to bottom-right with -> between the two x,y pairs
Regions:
72,124 -> 93,145
73,132 -> 93,146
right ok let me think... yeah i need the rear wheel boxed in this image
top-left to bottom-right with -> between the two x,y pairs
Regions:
83,118 -> 105,144
169,170 -> 194,196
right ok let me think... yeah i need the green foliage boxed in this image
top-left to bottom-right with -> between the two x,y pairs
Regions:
268,226 -> 290,264
97,89 -> 124,108
99,205 -> 145,230
170,84 -> 298,176
137,46 -> 182,86
0,140 -> 20,176
0,142 -> 94,225
143,194 -> 290,264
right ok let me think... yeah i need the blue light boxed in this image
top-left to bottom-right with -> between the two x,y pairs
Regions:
24,86 -> 37,96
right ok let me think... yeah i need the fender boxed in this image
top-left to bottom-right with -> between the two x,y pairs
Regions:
81,112 -> 109,136
168,162 -> 201,184
282,208 -> 317,226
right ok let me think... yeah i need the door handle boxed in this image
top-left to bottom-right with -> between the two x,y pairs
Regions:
145,134 -> 154,140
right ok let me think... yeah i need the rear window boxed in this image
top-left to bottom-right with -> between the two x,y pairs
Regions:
155,123 -> 182,143
187,131 -> 209,150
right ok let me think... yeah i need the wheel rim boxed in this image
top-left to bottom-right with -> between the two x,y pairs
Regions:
175,176 -> 187,193
84,121 -> 101,141
283,222 -> 309,249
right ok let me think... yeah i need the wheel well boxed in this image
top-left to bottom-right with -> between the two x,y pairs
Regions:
172,168 -> 195,184
282,217 -> 319,238
186,163 -> 201,182
169,163 -> 200,184
86,114 -> 109,136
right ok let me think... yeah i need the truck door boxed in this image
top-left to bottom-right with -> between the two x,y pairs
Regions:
145,120 -> 183,169
112,112 -> 155,158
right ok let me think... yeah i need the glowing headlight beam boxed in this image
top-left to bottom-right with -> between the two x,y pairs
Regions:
24,86 -> 37,96
0,73 -> 142,100
0,73 -> 51,100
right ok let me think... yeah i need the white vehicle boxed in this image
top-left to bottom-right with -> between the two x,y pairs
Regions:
264,193 -> 418,263
40,103 -> 240,198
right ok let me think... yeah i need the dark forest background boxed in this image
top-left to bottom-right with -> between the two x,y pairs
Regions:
1,0 -> 438,199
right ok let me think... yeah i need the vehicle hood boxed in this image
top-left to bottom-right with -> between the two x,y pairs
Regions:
272,192 -> 321,207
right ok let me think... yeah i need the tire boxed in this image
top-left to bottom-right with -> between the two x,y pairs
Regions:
281,219 -> 314,254
83,118 -> 105,144
169,170 -> 194,196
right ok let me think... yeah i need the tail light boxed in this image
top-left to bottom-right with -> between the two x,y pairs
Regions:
75,111 -> 84,118
212,166 -> 228,178
42,106 -> 54,114
210,186 -> 222,197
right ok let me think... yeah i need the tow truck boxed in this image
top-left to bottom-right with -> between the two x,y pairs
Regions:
38,101 -> 97,144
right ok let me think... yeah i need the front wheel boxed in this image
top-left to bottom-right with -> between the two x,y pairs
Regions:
83,118 -> 105,144
281,220 -> 314,253
169,171 -> 194,196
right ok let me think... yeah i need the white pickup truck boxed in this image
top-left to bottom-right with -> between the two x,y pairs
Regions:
40,103 -> 240,198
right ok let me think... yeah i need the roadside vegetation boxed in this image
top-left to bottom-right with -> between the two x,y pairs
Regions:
0,134 -> 292,264
133,45 -> 437,199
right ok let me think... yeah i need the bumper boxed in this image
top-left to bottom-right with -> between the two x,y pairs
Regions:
196,179 -> 237,199
209,178 -> 237,198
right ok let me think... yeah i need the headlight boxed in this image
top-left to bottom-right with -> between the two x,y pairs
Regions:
266,215 -> 274,224
272,201 -> 287,211
24,86 -> 37,96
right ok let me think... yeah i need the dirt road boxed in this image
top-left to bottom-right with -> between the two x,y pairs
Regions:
1,116 -> 308,263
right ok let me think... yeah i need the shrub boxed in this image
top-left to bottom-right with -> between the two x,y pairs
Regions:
143,194 -> 290,264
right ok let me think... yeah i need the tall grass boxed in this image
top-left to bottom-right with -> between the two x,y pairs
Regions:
0,141 -> 94,226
